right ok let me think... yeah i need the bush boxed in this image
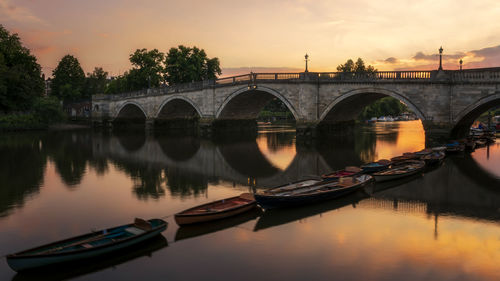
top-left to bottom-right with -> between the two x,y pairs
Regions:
0,113 -> 45,130
0,96 -> 64,131
32,96 -> 65,124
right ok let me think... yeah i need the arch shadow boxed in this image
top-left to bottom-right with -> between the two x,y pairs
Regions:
113,102 -> 147,128
156,96 -> 202,119
216,86 -> 301,120
452,93 -> 500,137
320,88 -> 426,124
216,137 -> 282,178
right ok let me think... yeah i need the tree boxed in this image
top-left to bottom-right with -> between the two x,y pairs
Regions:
128,48 -> 165,90
84,67 -> 108,96
165,45 -> 221,85
0,25 -> 44,113
337,58 -> 376,73
105,74 -> 129,94
51,55 -> 85,102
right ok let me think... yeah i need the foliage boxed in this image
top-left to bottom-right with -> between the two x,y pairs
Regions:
0,114 -> 44,130
0,25 -> 44,113
32,96 -> 65,124
358,97 -> 409,120
51,55 -> 86,102
105,74 -> 130,94
337,58 -> 376,73
165,45 -> 221,85
84,67 -> 108,96
128,48 -> 165,89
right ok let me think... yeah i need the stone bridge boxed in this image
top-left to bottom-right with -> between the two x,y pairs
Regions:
92,68 -> 500,140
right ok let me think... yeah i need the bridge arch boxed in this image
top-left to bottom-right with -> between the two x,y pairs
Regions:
216,86 -> 301,120
451,93 -> 500,137
155,96 -> 202,119
319,87 -> 426,123
114,102 -> 148,123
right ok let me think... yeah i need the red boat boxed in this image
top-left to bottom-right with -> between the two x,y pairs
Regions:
322,166 -> 362,180
174,193 -> 257,225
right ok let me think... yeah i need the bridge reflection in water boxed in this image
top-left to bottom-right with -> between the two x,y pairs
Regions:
1,125 -> 500,280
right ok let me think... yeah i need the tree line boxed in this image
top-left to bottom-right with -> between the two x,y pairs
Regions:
0,24 -> 221,129
52,46 -> 222,102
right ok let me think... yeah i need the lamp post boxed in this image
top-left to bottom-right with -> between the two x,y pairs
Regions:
438,46 -> 443,70
304,53 -> 309,72
459,59 -> 463,70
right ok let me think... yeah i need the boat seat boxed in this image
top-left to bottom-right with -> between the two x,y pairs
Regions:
125,227 -> 146,235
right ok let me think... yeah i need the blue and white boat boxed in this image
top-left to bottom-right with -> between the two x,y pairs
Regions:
6,218 -> 167,272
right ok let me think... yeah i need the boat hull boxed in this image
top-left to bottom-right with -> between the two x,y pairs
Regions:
255,180 -> 369,209
373,167 -> 423,182
174,202 -> 257,225
7,219 -> 167,272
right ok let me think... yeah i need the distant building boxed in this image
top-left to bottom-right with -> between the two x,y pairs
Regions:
44,78 -> 52,96
64,101 -> 91,120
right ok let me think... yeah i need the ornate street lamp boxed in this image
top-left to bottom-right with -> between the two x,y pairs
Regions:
438,46 -> 443,70
304,53 -> 309,72
459,59 -> 463,70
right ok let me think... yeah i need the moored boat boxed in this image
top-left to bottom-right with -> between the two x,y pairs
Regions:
254,175 -> 373,209
421,151 -> 445,165
174,193 -> 257,225
321,166 -> 362,180
372,160 -> 425,182
6,218 -> 167,272
464,138 -> 476,151
415,148 -> 433,156
390,153 -> 418,162
445,141 -> 465,154
361,159 -> 391,173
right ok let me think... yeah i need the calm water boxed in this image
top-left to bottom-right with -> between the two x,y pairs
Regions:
1,120 -> 500,281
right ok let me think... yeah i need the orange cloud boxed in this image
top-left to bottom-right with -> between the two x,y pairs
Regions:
373,45 -> 500,71
0,0 -> 45,25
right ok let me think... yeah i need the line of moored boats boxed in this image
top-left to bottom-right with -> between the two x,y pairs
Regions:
6,131 -> 497,273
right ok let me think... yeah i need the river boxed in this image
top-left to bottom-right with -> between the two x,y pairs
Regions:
1,120 -> 500,281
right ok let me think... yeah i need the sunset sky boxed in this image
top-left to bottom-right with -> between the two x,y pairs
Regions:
2,0 -> 500,77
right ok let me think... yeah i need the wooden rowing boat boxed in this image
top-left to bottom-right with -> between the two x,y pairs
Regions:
372,160 -> 425,182
321,166 -> 362,180
6,218 -> 167,272
174,193 -> 257,225
361,159 -> 391,173
254,174 -> 373,209
421,151 -> 445,165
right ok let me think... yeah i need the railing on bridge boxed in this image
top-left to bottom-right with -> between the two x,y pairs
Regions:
94,68 -> 500,100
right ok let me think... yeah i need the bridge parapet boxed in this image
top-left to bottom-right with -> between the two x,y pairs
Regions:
94,68 -> 500,101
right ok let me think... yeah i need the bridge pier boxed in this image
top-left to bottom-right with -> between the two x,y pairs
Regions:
145,118 -> 155,131
422,121 -> 453,145
296,121 -> 319,139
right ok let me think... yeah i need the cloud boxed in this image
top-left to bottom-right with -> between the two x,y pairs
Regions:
470,45 -> 500,58
413,52 -> 434,61
374,45 -> 500,70
221,67 -> 303,77
384,57 -> 398,64
0,0 -> 45,25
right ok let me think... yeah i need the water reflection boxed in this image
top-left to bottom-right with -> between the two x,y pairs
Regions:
0,133 -> 46,217
1,124 -> 500,281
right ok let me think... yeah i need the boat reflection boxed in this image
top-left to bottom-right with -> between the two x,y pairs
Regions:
11,235 -> 168,281
365,173 -> 423,195
253,190 -> 369,232
175,208 -> 262,242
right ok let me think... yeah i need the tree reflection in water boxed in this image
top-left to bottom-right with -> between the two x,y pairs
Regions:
0,133 -> 46,217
